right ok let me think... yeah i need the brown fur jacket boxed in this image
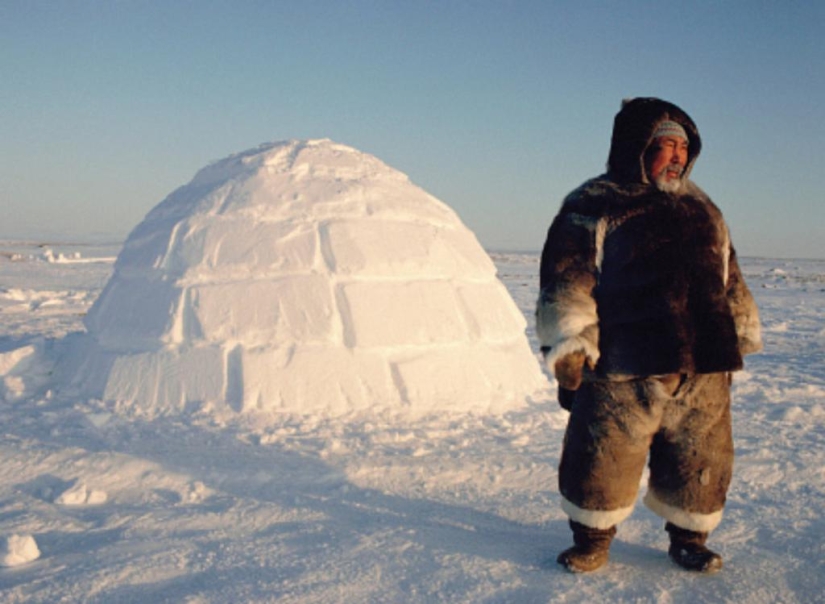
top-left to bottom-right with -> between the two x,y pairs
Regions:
536,98 -> 761,379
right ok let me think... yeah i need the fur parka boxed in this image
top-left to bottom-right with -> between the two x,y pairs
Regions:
536,98 -> 762,379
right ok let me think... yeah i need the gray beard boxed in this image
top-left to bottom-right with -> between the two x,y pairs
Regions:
653,166 -> 685,193
654,176 -> 684,194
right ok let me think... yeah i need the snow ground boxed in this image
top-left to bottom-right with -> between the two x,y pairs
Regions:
0,242 -> 823,603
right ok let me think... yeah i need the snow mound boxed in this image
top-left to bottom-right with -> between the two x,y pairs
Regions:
0,340 -> 50,402
54,481 -> 108,506
1,534 -> 40,567
69,139 -> 547,419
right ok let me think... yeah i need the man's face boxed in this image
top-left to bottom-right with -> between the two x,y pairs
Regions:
646,136 -> 689,191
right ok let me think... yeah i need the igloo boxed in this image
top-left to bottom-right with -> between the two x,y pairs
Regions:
70,139 -> 547,418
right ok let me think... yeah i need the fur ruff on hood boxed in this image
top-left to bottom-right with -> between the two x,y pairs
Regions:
607,97 -> 702,185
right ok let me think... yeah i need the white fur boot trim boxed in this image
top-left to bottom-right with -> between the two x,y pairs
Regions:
643,491 -> 723,533
561,496 -> 635,530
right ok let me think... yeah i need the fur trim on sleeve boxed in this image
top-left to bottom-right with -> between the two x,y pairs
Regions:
536,289 -> 600,372
726,247 -> 763,356
536,187 -> 604,374
735,303 -> 762,355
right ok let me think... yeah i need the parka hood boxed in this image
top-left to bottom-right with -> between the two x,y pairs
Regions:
606,97 -> 702,185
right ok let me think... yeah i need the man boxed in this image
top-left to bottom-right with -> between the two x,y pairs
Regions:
536,98 -> 761,574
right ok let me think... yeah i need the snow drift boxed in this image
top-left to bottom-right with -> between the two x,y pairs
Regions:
68,139 -> 547,418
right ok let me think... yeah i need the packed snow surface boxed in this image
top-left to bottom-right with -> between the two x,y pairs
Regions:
1,246 -> 824,602
67,140 -> 546,420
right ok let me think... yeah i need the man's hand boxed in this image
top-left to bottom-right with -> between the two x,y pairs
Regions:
553,350 -> 589,391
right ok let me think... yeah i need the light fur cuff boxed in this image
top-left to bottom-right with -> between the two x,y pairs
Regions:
643,491 -> 723,533
561,496 -> 635,530
737,309 -> 763,355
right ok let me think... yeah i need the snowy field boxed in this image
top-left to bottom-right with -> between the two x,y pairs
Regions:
1,241 -> 823,603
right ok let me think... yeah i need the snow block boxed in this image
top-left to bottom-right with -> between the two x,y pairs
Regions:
101,346 -> 226,412
159,219 -> 321,278
455,282 -> 529,343
340,281 -> 470,348
237,346 -> 401,414
186,276 -> 336,346
85,277 -> 182,352
324,220 -> 492,279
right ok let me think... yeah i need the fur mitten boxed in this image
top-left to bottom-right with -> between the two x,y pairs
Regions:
554,350 -> 588,390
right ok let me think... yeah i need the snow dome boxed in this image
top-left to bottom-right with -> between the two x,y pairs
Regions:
71,139 -> 547,418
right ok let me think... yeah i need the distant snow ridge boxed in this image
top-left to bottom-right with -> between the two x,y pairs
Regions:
72,139 -> 547,419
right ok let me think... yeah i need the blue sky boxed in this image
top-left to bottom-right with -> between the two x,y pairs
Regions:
2,1 -> 823,258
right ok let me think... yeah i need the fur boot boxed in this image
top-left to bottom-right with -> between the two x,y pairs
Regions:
557,520 -> 616,573
666,522 -> 723,573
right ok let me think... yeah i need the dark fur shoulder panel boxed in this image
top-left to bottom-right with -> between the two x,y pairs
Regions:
561,178 -> 723,229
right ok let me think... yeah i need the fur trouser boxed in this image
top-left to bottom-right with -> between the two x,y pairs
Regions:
559,373 -> 733,532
